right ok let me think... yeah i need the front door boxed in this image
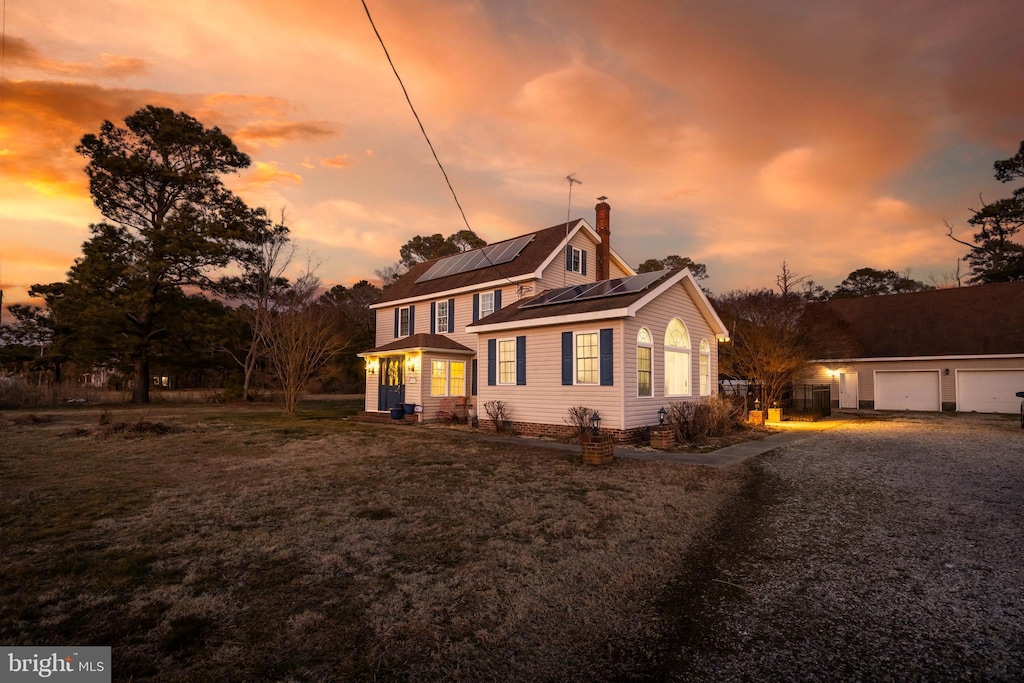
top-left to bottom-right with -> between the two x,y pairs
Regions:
378,356 -> 406,411
839,372 -> 859,409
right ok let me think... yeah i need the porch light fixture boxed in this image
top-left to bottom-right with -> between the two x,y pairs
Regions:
658,406 -> 667,426
406,356 -> 418,373
366,359 -> 378,375
589,411 -> 602,437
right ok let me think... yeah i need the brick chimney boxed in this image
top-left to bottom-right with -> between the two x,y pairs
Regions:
595,198 -> 611,280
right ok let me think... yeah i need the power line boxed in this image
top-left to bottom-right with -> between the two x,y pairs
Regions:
361,0 -> 523,290
361,0 -> 471,234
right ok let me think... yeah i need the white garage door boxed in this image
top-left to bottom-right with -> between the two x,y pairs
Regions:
875,371 -> 940,411
957,370 -> 1024,414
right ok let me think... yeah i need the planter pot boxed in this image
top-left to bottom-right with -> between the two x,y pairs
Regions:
390,407 -> 404,420
402,403 -> 416,415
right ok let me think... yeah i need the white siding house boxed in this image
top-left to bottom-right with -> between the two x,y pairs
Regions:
358,201 -> 729,440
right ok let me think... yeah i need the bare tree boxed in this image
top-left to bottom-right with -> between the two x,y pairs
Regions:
715,289 -> 808,409
775,261 -> 808,299
219,211 -> 294,400
260,272 -> 352,414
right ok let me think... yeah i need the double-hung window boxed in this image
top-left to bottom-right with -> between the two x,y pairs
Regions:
498,339 -> 517,385
479,291 -> 495,318
564,243 -> 587,274
431,360 -> 448,396
637,328 -> 653,397
575,332 -> 599,384
431,360 -> 467,397
398,307 -> 411,337
435,300 -> 449,334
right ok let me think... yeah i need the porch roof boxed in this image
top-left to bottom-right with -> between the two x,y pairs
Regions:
358,333 -> 475,357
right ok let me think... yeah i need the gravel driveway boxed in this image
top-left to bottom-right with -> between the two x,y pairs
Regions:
660,412 -> 1024,681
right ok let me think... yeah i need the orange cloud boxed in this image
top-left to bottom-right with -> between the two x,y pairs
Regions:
240,162 -> 304,189
320,154 -> 352,169
6,36 -> 148,79
233,120 -> 335,149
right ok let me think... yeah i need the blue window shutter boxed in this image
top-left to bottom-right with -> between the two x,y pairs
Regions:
430,302 -> 436,334
487,339 -> 496,386
394,308 -> 399,338
582,251 -> 587,276
448,298 -> 455,333
565,245 -> 572,270
516,336 -> 526,385
472,293 -> 479,322
409,306 -> 415,335
600,328 -> 613,386
561,332 -> 573,386
494,289 -> 502,311
472,359 -> 478,395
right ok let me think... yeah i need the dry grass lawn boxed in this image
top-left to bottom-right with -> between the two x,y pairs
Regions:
0,402 -> 746,681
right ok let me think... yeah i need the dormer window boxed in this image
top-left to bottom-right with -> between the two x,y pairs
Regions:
565,245 -> 587,274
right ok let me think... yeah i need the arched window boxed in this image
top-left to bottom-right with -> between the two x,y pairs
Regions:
637,328 -> 653,397
699,339 -> 711,396
664,319 -> 691,396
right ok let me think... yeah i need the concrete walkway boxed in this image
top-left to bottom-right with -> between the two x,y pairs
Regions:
448,414 -> 853,467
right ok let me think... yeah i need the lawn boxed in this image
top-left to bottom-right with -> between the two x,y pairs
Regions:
0,402 -> 746,681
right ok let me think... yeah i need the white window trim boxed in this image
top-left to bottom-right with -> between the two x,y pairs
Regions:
430,359 -> 467,397
480,291 -> 495,318
497,338 -> 517,386
699,339 -> 711,396
637,327 -> 653,398
577,331 -> 598,385
430,359 -> 449,397
449,360 -> 466,397
568,246 -> 583,273
435,300 -> 449,334
665,318 -> 692,397
398,306 -> 411,337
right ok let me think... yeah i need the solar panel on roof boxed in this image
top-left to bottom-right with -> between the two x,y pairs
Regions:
520,270 -> 669,308
415,234 -> 534,283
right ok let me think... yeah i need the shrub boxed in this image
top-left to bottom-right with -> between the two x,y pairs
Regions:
667,395 -> 745,444
563,406 -> 595,443
0,378 -> 44,409
483,400 -> 512,433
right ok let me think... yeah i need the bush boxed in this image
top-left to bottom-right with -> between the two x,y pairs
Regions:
667,395 -> 745,444
563,406 -> 595,443
483,400 -> 512,433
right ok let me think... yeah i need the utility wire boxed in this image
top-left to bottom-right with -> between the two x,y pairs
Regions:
361,0 -> 522,290
361,0 -> 471,234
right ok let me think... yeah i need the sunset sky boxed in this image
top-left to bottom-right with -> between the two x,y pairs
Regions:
2,0 -> 1023,311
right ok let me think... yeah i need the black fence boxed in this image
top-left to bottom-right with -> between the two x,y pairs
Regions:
782,384 -> 832,418
720,381 -> 832,419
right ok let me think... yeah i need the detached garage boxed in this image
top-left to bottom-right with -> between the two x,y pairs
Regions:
801,281 -> 1024,414
957,370 -> 1024,414
875,371 -> 941,412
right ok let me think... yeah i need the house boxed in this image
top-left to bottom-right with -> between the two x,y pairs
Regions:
802,281 -> 1024,413
358,200 -> 729,440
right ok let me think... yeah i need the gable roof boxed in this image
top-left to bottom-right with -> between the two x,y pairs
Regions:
811,281 -> 1024,358
372,219 -> 633,307
468,268 -> 729,335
